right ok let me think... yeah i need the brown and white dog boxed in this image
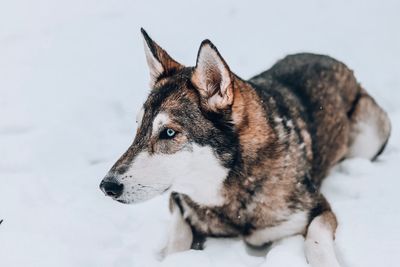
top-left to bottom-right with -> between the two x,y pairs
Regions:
100,28 -> 391,267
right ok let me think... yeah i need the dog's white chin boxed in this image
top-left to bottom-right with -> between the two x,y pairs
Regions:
115,184 -> 171,204
113,144 -> 228,206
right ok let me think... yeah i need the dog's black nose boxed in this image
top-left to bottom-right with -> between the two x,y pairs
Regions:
100,180 -> 124,198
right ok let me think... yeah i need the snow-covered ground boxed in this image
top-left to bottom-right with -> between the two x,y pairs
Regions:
1,0 -> 399,266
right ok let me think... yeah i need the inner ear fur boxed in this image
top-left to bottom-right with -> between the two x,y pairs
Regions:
192,40 -> 234,111
141,28 -> 184,87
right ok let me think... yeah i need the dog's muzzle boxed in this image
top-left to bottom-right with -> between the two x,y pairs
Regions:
99,177 -> 124,198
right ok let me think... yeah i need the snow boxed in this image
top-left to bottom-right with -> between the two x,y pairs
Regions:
0,0 -> 399,266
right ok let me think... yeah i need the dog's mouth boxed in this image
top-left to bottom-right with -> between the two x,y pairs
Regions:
113,184 -> 172,205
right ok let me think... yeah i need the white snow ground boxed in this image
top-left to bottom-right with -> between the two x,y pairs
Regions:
0,0 -> 399,266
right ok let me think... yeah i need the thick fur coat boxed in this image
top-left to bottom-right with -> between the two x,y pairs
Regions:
100,29 -> 391,267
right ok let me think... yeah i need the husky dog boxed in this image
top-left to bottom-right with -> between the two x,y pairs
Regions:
100,28 -> 391,267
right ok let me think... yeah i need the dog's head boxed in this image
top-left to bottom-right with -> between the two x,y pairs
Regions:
100,29 -> 240,205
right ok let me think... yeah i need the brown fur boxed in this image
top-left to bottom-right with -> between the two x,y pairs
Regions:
102,31 -> 391,260
164,53 -> 390,243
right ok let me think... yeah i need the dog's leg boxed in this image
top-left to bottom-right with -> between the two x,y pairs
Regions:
305,209 -> 341,267
163,197 -> 193,257
164,207 -> 193,255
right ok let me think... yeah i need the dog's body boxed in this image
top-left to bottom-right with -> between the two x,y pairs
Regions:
100,29 -> 391,267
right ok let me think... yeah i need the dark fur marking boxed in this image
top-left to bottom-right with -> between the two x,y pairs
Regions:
190,228 -> 207,250
245,241 -> 273,250
272,75 -> 320,183
347,91 -> 363,118
372,138 -> 389,161
308,202 -> 324,223
302,173 -> 317,194
265,83 -> 305,147
171,192 -> 185,215
307,196 -> 330,224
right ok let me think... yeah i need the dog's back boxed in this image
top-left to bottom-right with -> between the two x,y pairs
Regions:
249,53 -> 391,186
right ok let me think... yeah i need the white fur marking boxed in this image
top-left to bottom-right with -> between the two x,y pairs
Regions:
170,145 -> 227,206
245,211 -> 308,246
116,144 -> 228,206
152,112 -> 170,135
349,119 -> 382,159
305,216 -> 341,267
274,116 -> 283,123
164,207 -> 193,256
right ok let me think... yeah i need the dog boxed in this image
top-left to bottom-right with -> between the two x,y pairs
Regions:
100,28 -> 391,267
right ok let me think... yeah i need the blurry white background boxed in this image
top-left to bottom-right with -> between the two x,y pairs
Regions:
0,0 -> 399,266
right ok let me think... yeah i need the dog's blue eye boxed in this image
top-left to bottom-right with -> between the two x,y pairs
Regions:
160,128 -> 177,139
167,128 -> 175,137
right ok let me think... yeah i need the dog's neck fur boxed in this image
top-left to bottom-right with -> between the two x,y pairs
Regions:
230,77 -> 277,173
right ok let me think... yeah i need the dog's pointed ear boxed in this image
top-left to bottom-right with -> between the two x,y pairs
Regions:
192,40 -> 234,111
141,28 -> 183,88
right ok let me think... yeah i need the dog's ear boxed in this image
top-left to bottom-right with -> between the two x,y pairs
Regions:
192,40 -> 234,111
141,28 -> 183,88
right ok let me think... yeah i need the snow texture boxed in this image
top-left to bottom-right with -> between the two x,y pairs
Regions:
0,0 -> 399,266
